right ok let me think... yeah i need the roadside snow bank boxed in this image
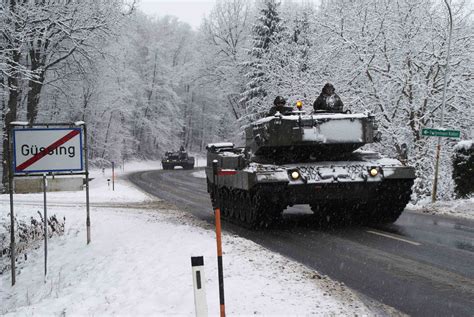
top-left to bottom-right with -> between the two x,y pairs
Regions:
408,197 -> 474,220
192,170 -> 206,179
0,205 -> 371,316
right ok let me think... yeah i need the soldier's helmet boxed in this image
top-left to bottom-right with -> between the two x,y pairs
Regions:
322,83 -> 335,95
273,96 -> 286,106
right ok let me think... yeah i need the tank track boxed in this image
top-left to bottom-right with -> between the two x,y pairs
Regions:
310,179 -> 414,225
208,179 -> 413,228
208,183 -> 283,228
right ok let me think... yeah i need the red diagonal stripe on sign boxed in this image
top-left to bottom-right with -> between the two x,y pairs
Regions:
16,129 -> 80,171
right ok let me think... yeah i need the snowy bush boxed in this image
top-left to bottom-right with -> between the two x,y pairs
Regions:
1,212 -> 65,274
452,140 -> 474,199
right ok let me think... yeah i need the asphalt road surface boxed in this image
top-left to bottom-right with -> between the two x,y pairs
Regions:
129,168 -> 474,316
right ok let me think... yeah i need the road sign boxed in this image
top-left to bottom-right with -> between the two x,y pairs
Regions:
13,128 -> 83,174
422,128 -> 460,138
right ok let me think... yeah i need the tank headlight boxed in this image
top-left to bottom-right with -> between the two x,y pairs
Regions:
290,170 -> 300,180
369,167 -> 378,177
296,100 -> 303,110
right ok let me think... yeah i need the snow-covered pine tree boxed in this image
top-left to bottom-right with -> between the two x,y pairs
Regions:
240,0 -> 283,122
267,2 -> 316,107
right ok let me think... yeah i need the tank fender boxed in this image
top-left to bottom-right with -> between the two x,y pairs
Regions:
383,166 -> 416,179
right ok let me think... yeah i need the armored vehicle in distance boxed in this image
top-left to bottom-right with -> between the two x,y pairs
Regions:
205,106 -> 415,228
162,149 -> 195,170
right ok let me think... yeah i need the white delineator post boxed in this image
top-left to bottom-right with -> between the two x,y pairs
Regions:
191,256 -> 208,317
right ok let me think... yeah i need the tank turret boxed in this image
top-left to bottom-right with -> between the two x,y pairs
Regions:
246,112 -> 381,163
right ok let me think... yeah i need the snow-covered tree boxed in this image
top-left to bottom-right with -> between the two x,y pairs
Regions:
314,0 -> 473,199
200,0 -> 252,121
1,0 -> 134,187
241,0 -> 283,121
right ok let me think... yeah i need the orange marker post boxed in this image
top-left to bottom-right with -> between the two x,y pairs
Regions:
215,207 -> 225,317
212,160 -> 226,317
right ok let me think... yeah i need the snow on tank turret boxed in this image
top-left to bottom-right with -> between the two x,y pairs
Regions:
205,102 -> 415,228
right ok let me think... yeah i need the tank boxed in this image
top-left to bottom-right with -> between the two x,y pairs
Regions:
205,108 -> 415,228
162,150 -> 195,170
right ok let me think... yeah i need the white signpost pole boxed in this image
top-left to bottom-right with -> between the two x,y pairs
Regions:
43,173 -> 48,279
7,125 -> 16,286
80,122 -> 91,244
432,0 -> 453,203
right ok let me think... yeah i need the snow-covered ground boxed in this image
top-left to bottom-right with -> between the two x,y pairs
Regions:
407,197 -> 474,221
191,170 -> 206,179
1,161 -> 373,316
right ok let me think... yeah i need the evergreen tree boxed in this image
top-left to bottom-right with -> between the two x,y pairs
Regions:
266,2 -> 316,106
240,0 -> 282,121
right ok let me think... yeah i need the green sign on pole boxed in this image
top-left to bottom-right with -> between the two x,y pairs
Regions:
422,128 -> 460,138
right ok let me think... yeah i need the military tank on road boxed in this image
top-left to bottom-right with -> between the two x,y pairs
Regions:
162,149 -> 195,170
205,104 -> 415,228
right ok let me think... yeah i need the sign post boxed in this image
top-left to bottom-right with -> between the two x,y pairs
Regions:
8,122 -> 89,285
112,161 -> 115,191
7,126 -> 16,286
421,127 -> 460,202
431,0 -> 453,203
43,173 -> 48,279
83,123 -> 91,245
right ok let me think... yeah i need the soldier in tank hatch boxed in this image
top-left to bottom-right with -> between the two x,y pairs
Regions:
268,96 -> 293,116
179,145 -> 186,159
313,83 -> 344,113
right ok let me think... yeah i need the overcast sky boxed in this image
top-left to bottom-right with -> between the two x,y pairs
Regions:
138,0 -> 216,29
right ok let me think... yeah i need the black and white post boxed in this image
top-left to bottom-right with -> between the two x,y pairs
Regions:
191,256 -> 208,317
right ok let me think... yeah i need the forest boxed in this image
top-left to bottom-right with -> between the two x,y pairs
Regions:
1,0 -> 473,200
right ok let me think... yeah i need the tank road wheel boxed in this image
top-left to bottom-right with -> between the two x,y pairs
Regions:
239,196 -> 248,223
244,194 -> 257,225
220,188 -> 231,218
229,189 -> 240,221
249,191 -> 284,228
230,190 -> 244,220
207,181 -> 218,209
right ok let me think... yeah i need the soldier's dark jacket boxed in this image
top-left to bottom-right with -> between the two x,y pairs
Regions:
313,84 -> 344,113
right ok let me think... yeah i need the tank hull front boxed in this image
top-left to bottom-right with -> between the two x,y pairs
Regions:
206,155 -> 415,227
